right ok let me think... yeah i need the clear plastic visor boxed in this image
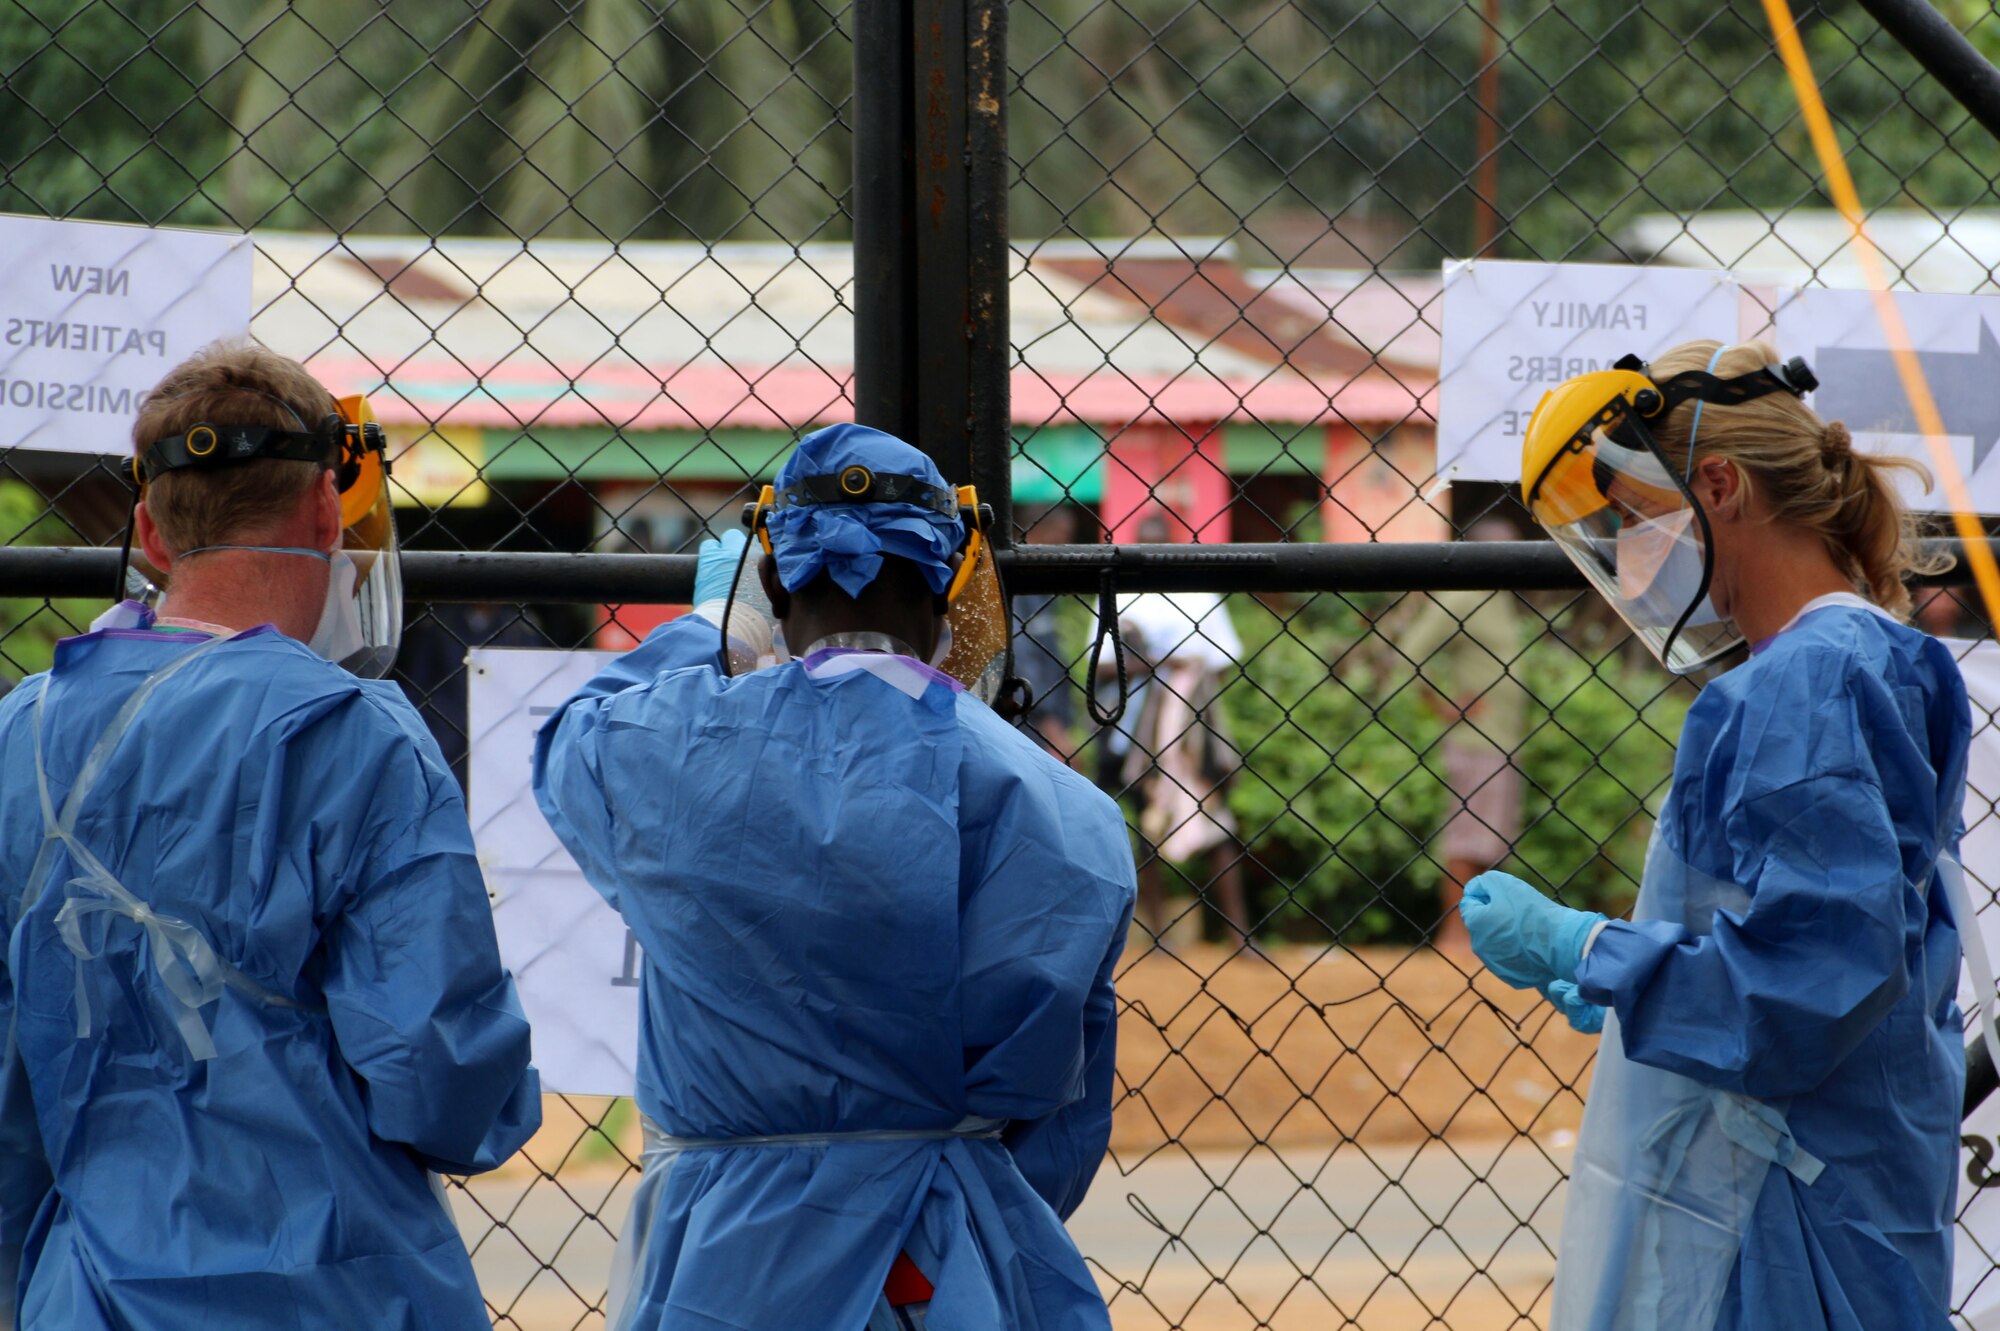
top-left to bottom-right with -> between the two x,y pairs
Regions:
938,536 -> 1008,704
337,489 -> 402,678
1534,414 -> 1743,675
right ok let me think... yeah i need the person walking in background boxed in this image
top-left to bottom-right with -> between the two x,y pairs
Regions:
0,343 -> 540,1329
1010,503 -> 1086,760
534,425 -> 1135,1331
1391,517 -> 1528,954
1096,515 -> 1251,941
1464,341 -> 1969,1331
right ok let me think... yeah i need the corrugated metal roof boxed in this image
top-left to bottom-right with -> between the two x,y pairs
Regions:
249,233 -> 1433,430
1624,209 -> 2000,294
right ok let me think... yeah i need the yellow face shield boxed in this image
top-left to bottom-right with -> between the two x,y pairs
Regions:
936,489 -> 1019,708
1520,363 -> 1728,675
1521,353 -> 1813,675
328,394 -> 401,678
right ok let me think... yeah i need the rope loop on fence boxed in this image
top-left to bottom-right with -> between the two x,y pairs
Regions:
1086,568 -> 1128,727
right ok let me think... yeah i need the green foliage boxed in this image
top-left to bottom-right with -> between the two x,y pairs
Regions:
6,0 -> 1994,253
1212,593 -> 1689,942
1506,634 -> 1692,918
0,0 -> 224,226
0,481 -> 98,684
1221,593 -> 1448,942
1011,0 -> 2000,261
0,0 -> 853,241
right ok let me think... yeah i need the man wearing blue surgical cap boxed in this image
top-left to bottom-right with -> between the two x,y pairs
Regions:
534,422 -> 1138,1331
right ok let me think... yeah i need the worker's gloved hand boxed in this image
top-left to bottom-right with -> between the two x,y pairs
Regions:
694,529 -> 750,605
1459,870 -> 1606,991
692,529 -> 779,670
1538,979 -> 1606,1034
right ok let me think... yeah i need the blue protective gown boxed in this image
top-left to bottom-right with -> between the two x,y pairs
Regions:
1574,603 -> 1971,1330
0,613 -> 541,1329
533,617 -> 1137,1331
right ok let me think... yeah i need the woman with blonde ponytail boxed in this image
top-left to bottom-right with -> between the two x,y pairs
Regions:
1639,340 -> 1950,625
1460,339 -> 1974,1331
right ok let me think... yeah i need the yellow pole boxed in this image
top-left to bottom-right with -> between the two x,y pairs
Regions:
1759,0 -> 2000,620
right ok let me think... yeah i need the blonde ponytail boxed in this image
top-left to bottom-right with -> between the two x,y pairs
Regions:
1645,340 -> 1951,620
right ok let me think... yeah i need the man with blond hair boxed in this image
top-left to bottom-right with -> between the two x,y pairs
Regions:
0,342 -> 539,1328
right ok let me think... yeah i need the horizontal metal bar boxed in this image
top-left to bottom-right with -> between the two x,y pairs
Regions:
1003,541 -> 1586,593
1,541 -> 1993,602
0,547 -> 708,603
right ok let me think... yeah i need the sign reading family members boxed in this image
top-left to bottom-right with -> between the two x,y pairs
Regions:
467,646 -> 639,1096
1436,259 -> 1742,483
1775,287 -> 2000,513
0,214 -> 254,456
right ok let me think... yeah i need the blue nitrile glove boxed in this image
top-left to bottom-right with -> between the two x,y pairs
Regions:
694,529 -> 750,605
1458,870 -> 1605,991
1538,979 -> 1605,1034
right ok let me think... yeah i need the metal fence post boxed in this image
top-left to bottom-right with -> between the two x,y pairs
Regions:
852,0 -> 1013,539
1851,0 -> 2000,142
853,0 -> 916,444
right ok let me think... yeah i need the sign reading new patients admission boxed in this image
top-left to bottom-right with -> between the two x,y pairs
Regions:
1439,259 -> 2000,514
0,214 -> 253,456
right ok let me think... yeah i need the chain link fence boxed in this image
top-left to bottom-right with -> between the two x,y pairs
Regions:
3,0 -> 2000,1327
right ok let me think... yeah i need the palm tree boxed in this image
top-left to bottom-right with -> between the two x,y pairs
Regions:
0,0 -> 854,243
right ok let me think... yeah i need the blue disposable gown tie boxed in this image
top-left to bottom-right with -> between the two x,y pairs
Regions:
533,618 -> 1137,1331
0,614 -> 541,1330
1569,603 -> 1971,1331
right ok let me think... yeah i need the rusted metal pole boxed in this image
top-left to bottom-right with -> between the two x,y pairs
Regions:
1473,0 -> 1502,256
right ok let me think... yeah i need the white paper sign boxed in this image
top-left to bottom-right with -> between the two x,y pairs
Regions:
0,214 -> 253,455
468,647 -> 640,1096
1436,260 -> 1742,482
1775,289 -> 2000,514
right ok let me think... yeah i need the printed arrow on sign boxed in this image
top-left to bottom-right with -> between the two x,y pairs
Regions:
1813,318 -> 2000,474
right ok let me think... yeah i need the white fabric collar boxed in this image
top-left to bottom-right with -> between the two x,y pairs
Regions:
801,651 -> 938,701
1777,591 -> 1894,636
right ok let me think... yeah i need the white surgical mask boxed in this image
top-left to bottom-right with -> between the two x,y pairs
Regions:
307,551 -> 366,667
176,544 -> 363,669
1614,516 -> 1724,632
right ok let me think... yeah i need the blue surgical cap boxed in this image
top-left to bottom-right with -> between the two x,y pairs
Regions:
765,423 -> 964,598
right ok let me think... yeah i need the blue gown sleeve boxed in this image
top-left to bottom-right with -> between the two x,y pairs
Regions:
531,614 -> 723,911
320,706 -> 542,1175
1575,766 -> 1916,1100
0,690 -> 55,1306
567,613 -> 725,706
1001,926 -> 1126,1219
959,747 -> 1136,1219
0,1021 -> 50,1319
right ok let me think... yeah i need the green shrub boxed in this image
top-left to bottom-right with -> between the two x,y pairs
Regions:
1209,593 -> 1689,942
1506,635 -> 1691,918
0,481 -> 101,685
1219,592 -> 1449,942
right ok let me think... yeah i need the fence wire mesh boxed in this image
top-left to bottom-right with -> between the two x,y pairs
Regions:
3,0 -> 2000,1327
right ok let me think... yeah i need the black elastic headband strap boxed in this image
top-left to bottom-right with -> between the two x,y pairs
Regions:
774,468 -> 957,516
137,425 -> 339,483
1619,354 -> 1819,421
1651,366 -> 1805,415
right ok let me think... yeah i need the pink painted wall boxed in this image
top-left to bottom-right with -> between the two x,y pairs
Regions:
1101,421 -> 1233,543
